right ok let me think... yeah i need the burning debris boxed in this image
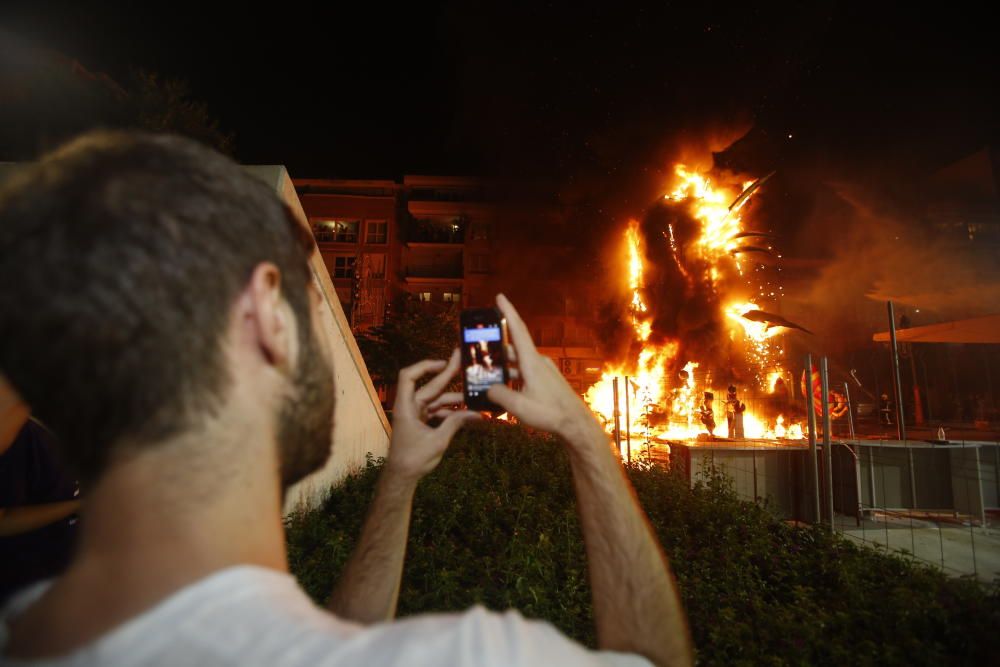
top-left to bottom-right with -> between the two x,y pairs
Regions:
729,244 -> 775,257
727,171 -> 774,212
738,309 -> 813,334
584,164 -> 808,451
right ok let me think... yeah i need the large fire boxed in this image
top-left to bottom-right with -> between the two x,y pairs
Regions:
584,164 -> 805,454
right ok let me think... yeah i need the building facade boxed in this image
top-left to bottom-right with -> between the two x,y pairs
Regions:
295,178 -> 400,330
294,175 -> 603,394
295,175 -> 499,329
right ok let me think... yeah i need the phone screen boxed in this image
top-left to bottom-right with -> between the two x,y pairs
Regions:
463,323 -> 505,400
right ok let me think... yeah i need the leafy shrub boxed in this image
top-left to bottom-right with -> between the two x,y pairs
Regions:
286,423 -> 1000,665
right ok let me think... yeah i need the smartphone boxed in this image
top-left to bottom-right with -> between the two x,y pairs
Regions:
460,307 -> 510,412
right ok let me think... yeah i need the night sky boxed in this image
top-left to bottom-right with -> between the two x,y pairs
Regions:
2,1 -> 996,191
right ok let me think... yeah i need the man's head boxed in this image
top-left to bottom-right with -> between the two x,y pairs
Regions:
0,131 -> 334,487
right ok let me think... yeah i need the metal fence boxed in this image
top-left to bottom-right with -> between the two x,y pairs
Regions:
603,301 -> 999,580
669,435 -> 999,581
829,437 -> 999,581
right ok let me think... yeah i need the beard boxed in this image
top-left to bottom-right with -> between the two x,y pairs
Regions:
277,319 -> 335,490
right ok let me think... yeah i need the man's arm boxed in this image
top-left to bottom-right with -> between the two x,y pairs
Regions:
326,468 -> 417,623
327,352 -> 479,624
561,417 -> 693,667
489,294 -> 693,667
0,500 -> 80,537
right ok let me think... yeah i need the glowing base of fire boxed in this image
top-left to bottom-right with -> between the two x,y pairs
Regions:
584,371 -> 805,445
609,418 -> 805,443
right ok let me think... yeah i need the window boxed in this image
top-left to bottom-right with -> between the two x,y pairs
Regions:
313,220 -> 359,243
366,220 -> 387,244
443,292 -> 461,303
332,256 -> 356,279
361,254 -> 386,279
470,222 -> 490,241
418,292 -> 433,302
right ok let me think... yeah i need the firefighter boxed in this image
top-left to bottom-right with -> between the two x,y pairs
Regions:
725,385 -> 746,439
879,393 -> 893,425
699,391 -> 716,436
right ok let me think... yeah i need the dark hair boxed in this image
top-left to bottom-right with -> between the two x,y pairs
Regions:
0,131 -> 315,481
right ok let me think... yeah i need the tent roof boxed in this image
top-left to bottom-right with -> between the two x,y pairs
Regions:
873,314 -> 1000,344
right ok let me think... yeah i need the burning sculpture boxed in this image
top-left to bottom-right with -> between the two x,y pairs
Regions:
584,165 -> 807,450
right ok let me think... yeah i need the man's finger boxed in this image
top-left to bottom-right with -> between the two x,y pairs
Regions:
414,349 -> 460,404
506,343 -> 518,364
427,391 -> 463,412
395,358 -> 448,416
435,410 -> 481,441
496,294 -> 538,360
487,383 -> 532,417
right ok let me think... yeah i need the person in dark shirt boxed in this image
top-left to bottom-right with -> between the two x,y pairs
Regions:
879,393 -> 894,425
0,395 -> 80,603
725,385 -> 746,439
698,392 -> 716,436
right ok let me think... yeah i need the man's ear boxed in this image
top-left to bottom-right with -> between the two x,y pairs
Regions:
244,262 -> 294,371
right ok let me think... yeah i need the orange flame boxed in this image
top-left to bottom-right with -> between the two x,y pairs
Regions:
585,164 -> 805,448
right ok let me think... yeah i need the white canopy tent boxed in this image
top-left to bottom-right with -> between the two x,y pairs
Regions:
872,314 -> 1000,345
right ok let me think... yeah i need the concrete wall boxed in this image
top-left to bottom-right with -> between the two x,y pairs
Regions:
247,166 -> 391,513
674,440 -> 998,524
981,444 -> 999,509
678,446 -> 809,520
857,445 -> 956,510
829,444 -> 861,518
949,446 -> 985,521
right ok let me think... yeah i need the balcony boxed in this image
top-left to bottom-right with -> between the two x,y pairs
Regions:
405,217 -> 466,245
312,220 -> 359,245
403,266 -> 464,282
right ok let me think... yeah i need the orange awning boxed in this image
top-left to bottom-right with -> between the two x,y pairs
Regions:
872,314 -> 1000,344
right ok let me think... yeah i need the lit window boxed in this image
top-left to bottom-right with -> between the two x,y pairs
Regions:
418,292 -> 432,302
333,221 -> 360,242
443,292 -> 461,303
332,256 -> 356,279
366,220 -> 387,244
313,220 -> 359,243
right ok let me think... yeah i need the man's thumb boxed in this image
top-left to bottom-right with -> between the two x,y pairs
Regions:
438,410 -> 481,440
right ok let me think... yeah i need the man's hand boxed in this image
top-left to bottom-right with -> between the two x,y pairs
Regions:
386,350 -> 481,481
487,294 -> 601,446
486,293 -> 693,667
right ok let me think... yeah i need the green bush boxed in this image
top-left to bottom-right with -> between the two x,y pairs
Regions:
286,423 -> 1000,665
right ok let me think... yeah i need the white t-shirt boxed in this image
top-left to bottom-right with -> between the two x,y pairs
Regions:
0,566 -> 651,667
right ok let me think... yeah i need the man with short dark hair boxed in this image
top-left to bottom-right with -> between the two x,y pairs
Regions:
0,132 -> 692,666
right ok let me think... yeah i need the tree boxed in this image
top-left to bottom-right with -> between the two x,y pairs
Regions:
120,69 -> 235,155
356,298 -> 458,391
0,32 -> 233,160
